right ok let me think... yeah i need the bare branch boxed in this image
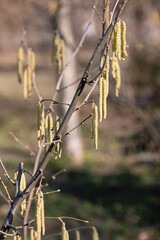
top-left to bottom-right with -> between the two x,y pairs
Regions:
0,159 -> 15,185
0,177 -> 12,203
8,132 -> 35,156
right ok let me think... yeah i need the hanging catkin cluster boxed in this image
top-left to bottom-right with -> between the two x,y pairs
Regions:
17,46 -> 35,100
112,19 -> 127,96
35,187 -> 45,240
91,103 -> 98,149
52,33 -> 65,74
61,222 -> 69,240
99,54 -> 109,122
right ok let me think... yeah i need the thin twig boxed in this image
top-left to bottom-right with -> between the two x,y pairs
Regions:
0,177 -> 12,203
0,230 -> 16,237
110,0 -> 120,23
45,216 -> 89,224
93,5 -> 103,23
0,158 -> 15,185
8,132 -> 35,156
63,114 -> 92,138
0,189 -> 10,204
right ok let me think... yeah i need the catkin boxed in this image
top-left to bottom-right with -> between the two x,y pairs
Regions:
55,119 -> 60,159
91,103 -> 98,149
94,105 -> 98,149
30,229 -> 35,240
91,103 -> 95,139
112,54 -> 121,97
112,20 -> 121,60
37,102 -> 42,147
62,222 -> 66,240
115,20 -> 121,60
61,222 -> 69,240
23,67 -> 28,100
75,231 -> 80,240
45,115 -> 49,152
121,20 -> 128,60
48,112 -> 53,143
27,65 -> 32,97
40,190 -> 45,236
99,77 -> 103,122
60,39 -> 65,70
102,78 -> 107,119
104,0 -> 110,29
14,171 -> 18,181
52,33 -> 58,65
17,235 -> 21,240
37,102 -> 45,146
35,188 -> 42,240
30,51 -> 35,73
92,227 -> 99,240
20,173 -> 26,215
17,46 -> 24,83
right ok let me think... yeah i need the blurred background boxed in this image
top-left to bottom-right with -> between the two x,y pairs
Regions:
0,0 -> 160,239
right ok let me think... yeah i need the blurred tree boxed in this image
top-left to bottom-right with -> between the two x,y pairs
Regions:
57,0 -> 83,164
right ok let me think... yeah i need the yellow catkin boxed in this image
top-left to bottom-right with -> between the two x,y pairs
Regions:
99,77 -> 103,122
40,104 -> 45,144
27,65 -> 32,97
30,51 -> 35,73
103,54 -> 109,119
17,235 -> 21,240
94,105 -> 98,149
61,222 -> 69,240
48,112 -> 53,143
55,119 -> 60,159
23,67 -> 28,100
112,20 -> 121,60
112,54 -> 121,97
35,188 -> 41,240
102,78 -> 107,119
40,190 -> 45,236
52,33 -> 58,65
37,101 -> 44,147
14,171 -> 18,181
17,46 -> 24,83
92,227 -> 99,240
30,229 -> 35,240
91,103 -> 95,139
62,222 -> 66,240
75,231 -> 80,240
45,115 -> 49,152
60,39 -> 65,70
92,103 -> 98,149
104,0 -> 110,29
121,20 -> 128,60
20,173 -> 26,215
13,235 -> 17,240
